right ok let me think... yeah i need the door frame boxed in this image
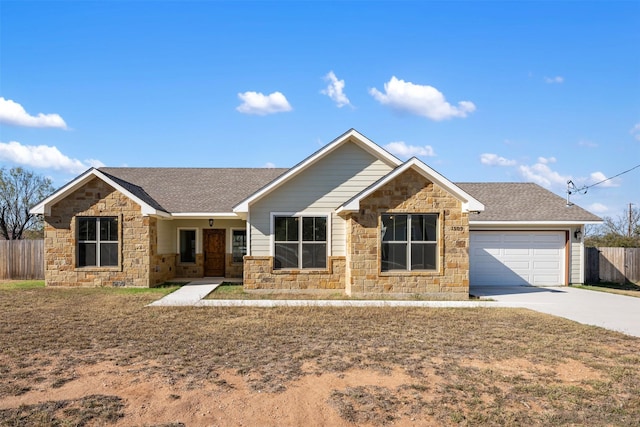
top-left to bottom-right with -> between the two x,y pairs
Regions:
203,228 -> 226,277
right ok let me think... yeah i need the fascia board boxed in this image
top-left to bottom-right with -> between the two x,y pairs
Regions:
234,129 -> 402,213
337,158 -> 485,214
170,212 -> 241,219
470,220 -> 603,227
30,168 -> 167,217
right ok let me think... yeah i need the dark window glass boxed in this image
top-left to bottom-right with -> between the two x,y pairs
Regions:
179,229 -> 196,263
232,230 -> 246,263
381,214 -> 437,271
302,243 -> 327,268
78,242 -> 96,267
275,216 -> 298,241
100,243 -> 119,266
78,218 -> 96,241
275,243 -> 298,269
381,243 -> 407,271
100,218 -> 118,241
274,216 -> 327,269
411,243 -> 437,270
77,217 -> 118,267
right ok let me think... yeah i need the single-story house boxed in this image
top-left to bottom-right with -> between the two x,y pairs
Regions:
31,129 -> 601,299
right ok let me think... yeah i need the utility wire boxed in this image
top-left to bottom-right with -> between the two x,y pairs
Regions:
583,163 -> 640,191
568,163 -> 640,195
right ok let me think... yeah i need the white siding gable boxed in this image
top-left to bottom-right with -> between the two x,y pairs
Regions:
250,141 -> 393,256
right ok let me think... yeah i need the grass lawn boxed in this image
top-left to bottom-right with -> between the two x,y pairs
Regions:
574,282 -> 640,298
206,283 -> 484,300
1,283 -> 639,425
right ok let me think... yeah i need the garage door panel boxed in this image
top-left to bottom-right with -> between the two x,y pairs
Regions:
470,231 -> 565,286
504,248 -> 531,256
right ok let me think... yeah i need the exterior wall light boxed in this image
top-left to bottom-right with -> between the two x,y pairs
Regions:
574,229 -> 582,241
209,219 -> 214,227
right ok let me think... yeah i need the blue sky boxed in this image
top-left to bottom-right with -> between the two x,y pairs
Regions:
1,1 -> 638,217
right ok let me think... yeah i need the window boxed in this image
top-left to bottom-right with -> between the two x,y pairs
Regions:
232,229 -> 246,263
77,217 -> 119,267
381,214 -> 437,271
274,215 -> 327,269
179,229 -> 197,263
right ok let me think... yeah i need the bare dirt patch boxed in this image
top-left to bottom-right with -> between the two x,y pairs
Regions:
1,285 -> 640,425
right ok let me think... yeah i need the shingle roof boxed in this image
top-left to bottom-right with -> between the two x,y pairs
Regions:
99,168 -> 288,213
457,182 -> 602,222
97,169 -> 600,222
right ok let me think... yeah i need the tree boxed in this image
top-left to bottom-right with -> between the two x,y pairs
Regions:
0,167 -> 54,240
585,205 -> 640,248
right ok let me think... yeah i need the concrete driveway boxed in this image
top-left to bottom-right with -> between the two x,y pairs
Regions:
471,285 -> 640,338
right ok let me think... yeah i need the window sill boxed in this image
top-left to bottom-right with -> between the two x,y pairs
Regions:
272,268 -> 330,274
380,270 -> 440,276
75,266 -> 122,272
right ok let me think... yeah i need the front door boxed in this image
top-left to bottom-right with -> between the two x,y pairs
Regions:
203,229 -> 225,277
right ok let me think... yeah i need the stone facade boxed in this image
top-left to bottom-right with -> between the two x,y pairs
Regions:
44,177 -> 152,287
243,256 -> 346,290
344,169 -> 469,299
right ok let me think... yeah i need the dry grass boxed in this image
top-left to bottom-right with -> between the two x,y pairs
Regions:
575,282 -> 640,298
1,283 -> 640,425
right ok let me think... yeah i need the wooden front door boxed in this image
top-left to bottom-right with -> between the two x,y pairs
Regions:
203,229 -> 225,277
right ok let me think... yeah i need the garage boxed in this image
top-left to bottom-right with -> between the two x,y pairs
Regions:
470,231 -> 566,286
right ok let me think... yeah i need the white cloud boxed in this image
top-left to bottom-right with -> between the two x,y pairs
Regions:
0,141 -> 103,174
588,202 -> 609,213
321,71 -> 351,108
0,97 -> 68,129
544,76 -> 564,84
263,162 -> 276,168
589,171 -> 620,188
236,91 -> 292,115
384,141 -> 436,158
631,123 -> 640,141
537,156 -> 556,164
480,153 -> 517,167
369,76 -> 476,121
518,161 -> 569,189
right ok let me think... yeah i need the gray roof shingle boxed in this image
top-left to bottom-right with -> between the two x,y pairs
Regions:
97,168 -> 600,222
457,182 -> 602,222
99,167 -> 288,213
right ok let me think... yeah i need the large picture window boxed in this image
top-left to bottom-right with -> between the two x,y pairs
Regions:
381,214 -> 437,271
274,215 -> 327,269
77,217 -> 119,267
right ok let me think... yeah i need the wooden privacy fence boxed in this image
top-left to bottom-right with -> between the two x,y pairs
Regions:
585,247 -> 640,284
0,240 -> 44,280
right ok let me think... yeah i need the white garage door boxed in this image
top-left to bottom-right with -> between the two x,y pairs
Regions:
470,231 -> 566,286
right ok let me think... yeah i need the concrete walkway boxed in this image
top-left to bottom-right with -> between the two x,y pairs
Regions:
147,278 -> 224,306
149,282 -> 640,338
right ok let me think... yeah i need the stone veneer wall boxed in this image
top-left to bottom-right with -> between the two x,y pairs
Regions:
345,169 -> 469,299
226,254 -> 243,279
243,256 -> 346,290
175,254 -> 204,278
44,178 -> 152,287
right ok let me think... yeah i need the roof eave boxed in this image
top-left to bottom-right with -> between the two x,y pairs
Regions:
30,168 -> 169,217
337,157 -> 485,214
470,220 -> 603,226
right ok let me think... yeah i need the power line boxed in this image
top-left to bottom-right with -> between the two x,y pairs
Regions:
566,162 -> 640,206
582,163 -> 640,191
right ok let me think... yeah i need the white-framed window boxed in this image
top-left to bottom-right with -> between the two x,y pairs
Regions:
231,229 -> 246,263
381,214 -> 438,271
178,228 -> 197,263
273,214 -> 328,269
77,217 -> 119,267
